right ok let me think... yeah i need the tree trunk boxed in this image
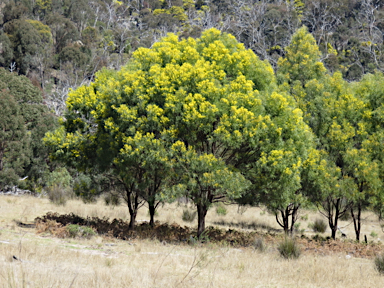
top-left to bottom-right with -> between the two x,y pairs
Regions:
289,204 -> 300,234
127,190 -> 139,230
197,203 -> 208,238
351,203 -> 362,242
148,200 -> 156,227
329,198 -> 340,240
129,210 -> 137,230
276,204 -> 300,234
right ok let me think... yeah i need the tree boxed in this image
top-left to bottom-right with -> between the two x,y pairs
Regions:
0,68 -> 57,191
351,72 -> 384,240
277,26 -> 326,87
3,19 -> 42,74
46,28 -> 311,237
0,89 -> 27,190
277,25 -> 383,240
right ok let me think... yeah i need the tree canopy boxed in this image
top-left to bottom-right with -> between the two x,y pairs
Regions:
45,28 -> 313,236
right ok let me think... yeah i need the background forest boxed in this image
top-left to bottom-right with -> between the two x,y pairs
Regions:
1,0 -> 384,111
2,0 -> 384,242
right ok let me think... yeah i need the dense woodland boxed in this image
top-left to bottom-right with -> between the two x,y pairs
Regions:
2,0 -> 384,241
1,0 -> 384,113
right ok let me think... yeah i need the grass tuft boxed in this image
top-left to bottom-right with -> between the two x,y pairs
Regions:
278,237 -> 301,259
374,253 -> 384,274
311,218 -> 327,233
182,208 -> 197,222
216,204 -> 227,216
253,237 -> 266,252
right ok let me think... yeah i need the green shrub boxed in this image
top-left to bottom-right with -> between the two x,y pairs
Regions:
375,253 -> 384,274
371,231 -> 378,238
278,237 -> 301,259
67,224 -> 96,239
182,209 -> 197,222
216,204 -> 227,216
312,218 -> 327,233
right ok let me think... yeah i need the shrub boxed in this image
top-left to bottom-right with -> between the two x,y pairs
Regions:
182,209 -> 197,222
312,218 -> 327,233
67,224 -> 96,239
253,237 -> 266,252
278,237 -> 301,259
375,253 -> 384,274
46,184 -> 73,206
216,204 -> 227,216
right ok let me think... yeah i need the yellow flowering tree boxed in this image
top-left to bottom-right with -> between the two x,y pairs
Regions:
45,28 -> 312,236
278,26 -> 380,240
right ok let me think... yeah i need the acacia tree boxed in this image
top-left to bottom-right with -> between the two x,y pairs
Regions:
46,28 -> 311,237
278,26 -> 379,240
351,72 -> 384,240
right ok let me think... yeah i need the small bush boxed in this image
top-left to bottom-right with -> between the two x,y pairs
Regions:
300,214 -> 308,221
253,237 -> 266,252
278,237 -> 301,259
46,184 -> 73,206
67,224 -> 96,239
182,209 -> 197,222
312,218 -> 327,233
216,204 -> 227,216
374,253 -> 384,274
371,231 -> 378,238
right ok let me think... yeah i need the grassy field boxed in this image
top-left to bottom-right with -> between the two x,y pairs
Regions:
1,195 -> 384,287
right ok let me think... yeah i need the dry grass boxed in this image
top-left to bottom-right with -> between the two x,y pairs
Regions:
1,195 -> 384,287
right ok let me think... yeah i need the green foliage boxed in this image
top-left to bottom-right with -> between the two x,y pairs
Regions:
0,89 -> 27,189
66,224 -> 96,239
277,237 -> 301,259
73,173 -> 101,204
277,26 -> 326,86
46,28 -> 313,237
0,68 -> 57,191
45,167 -> 73,205
215,204 -> 227,216
0,32 -> 13,67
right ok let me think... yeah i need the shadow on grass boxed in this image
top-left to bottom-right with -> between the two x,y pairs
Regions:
35,212 -> 265,247
212,220 -> 281,233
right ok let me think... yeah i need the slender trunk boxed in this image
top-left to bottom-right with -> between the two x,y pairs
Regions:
148,200 -> 156,227
197,203 -> 208,238
129,210 -> 137,229
276,208 -> 289,234
283,208 -> 289,234
330,199 -> 340,240
351,203 -> 362,242
127,190 -> 139,230
289,204 -> 300,234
